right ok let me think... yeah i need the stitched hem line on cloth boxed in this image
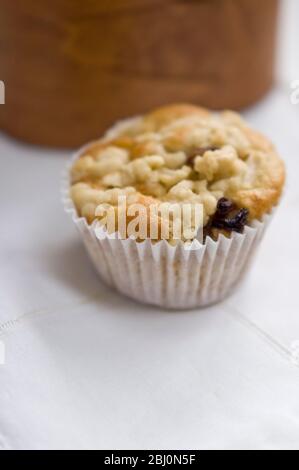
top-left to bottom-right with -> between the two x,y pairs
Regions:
0,294 -> 298,372
224,302 -> 299,371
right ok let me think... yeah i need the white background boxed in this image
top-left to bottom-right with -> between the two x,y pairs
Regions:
0,0 -> 298,450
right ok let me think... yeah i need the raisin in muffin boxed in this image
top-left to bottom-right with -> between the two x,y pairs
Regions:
66,104 -> 285,309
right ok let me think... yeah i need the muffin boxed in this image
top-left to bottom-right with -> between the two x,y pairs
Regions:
64,104 -> 285,309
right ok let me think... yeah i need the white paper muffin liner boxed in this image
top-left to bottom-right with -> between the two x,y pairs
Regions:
62,118 -> 274,310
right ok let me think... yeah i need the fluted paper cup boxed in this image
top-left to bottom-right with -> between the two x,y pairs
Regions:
62,119 -> 273,310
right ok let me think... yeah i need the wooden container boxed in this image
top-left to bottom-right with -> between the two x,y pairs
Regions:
0,0 -> 279,148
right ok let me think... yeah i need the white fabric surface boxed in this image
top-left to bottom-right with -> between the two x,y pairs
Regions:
0,0 -> 299,450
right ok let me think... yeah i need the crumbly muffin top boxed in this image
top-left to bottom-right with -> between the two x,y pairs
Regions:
70,104 -> 285,242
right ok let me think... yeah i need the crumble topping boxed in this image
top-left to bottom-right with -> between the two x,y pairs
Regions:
70,104 -> 285,242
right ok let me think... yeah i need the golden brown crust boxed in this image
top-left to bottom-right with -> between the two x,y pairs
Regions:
140,104 -> 211,132
70,104 -> 285,241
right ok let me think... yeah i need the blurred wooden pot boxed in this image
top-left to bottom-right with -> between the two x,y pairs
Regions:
0,0 -> 279,148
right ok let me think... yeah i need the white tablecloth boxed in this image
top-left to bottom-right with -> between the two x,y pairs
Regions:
0,0 -> 299,450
